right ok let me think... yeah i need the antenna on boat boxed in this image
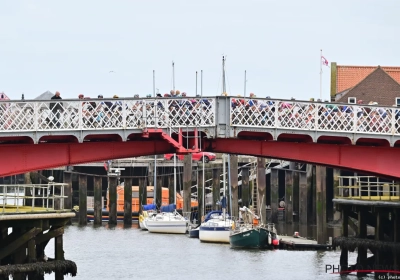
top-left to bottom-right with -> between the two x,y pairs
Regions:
244,70 -> 247,98
200,70 -> 203,98
195,71 -> 198,97
222,56 -> 226,94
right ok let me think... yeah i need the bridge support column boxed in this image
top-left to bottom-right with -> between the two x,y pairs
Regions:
333,169 -> 341,221
285,170 -> 293,223
183,154 -> 192,215
78,175 -> 87,226
340,206 -> 349,273
270,168 -> 279,224
357,208 -> 368,277
257,158 -> 266,225
241,166 -> 250,208
212,166 -> 221,211
108,176 -> 117,225
307,165 -> 316,225
93,176 -> 102,226
148,162 -> 154,190
156,173 -> 162,209
316,166 -> 327,244
230,155 -> 239,219
197,167 -> 204,225
168,174 -> 174,205
138,176 -> 147,214
293,170 -> 299,223
299,172 -> 308,225
394,209 -> 400,270
124,178 -> 132,226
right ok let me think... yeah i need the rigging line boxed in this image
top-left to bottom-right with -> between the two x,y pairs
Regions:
225,69 -> 232,96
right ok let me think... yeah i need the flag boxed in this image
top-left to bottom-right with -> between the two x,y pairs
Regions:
321,56 -> 329,66
103,161 -> 108,171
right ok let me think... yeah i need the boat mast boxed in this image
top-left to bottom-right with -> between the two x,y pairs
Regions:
200,70 -> 203,98
196,71 -> 198,96
244,70 -> 247,98
153,70 -> 157,205
227,154 -> 232,218
172,61 -> 175,93
222,154 -> 226,218
202,152 -> 205,217
173,63 -> 177,205
222,56 -> 226,94
222,56 -> 227,219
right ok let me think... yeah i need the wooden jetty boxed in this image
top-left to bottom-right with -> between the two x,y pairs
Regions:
0,182 -> 76,280
279,236 -> 333,250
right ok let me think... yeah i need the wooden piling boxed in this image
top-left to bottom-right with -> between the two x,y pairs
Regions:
230,155 -> 239,219
55,231 -> 64,280
156,175 -> 162,208
241,166 -> 250,207
270,168 -> 279,223
357,208 -> 367,277
93,176 -> 102,225
138,176 -> 146,211
168,174 -> 174,204
108,176 -> 117,225
257,158 -> 266,224
375,209 -> 385,277
183,154 -> 192,214
197,167 -> 204,223
212,167 -> 221,211
124,178 -> 132,225
78,175 -> 87,226
340,206 -> 349,272
316,166 -> 327,244
299,172 -> 308,225
285,170 -> 294,224
293,170 -> 299,223
63,172 -> 72,211
394,209 -> 400,269
333,169 -> 341,221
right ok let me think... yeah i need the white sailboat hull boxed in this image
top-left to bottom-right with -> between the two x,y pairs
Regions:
146,220 -> 188,234
199,227 -> 231,243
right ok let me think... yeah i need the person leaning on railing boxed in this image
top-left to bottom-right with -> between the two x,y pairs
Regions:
50,91 -> 63,128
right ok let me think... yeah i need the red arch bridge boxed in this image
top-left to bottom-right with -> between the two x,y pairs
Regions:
0,96 -> 400,178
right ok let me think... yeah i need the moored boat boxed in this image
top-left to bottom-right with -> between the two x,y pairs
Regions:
198,208 -> 233,243
146,204 -> 189,234
139,204 -> 157,230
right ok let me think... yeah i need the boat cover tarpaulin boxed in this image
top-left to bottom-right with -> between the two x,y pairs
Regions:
143,204 -> 157,211
160,204 -> 176,212
221,197 -> 227,209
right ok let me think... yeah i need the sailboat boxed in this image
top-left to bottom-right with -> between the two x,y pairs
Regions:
229,206 -> 280,249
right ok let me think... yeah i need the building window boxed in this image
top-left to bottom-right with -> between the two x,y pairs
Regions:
348,97 -> 356,104
396,98 -> 400,107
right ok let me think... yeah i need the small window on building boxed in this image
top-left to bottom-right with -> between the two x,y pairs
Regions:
396,98 -> 400,107
348,97 -> 356,104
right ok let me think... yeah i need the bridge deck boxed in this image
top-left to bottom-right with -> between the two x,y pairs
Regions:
0,205 -> 61,214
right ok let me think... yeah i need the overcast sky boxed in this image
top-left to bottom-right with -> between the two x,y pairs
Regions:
1,0 -> 399,101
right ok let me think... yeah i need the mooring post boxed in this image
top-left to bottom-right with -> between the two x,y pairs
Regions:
285,170 -> 294,224
168,174 -> 174,205
156,174 -> 162,209
270,168 -> 279,223
138,176 -> 147,212
124,178 -> 132,226
293,170 -> 299,223
148,162 -> 154,189
257,157 -> 266,225
340,206 -> 349,272
197,166 -> 204,224
357,208 -> 368,277
212,166 -> 221,211
93,176 -> 102,225
230,155 -> 239,219
78,174 -> 87,226
394,208 -> 400,270
183,154 -> 192,214
12,228 -> 26,280
241,166 -> 250,208
333,169 -> 341,221
108,176 -> 117,225
299,172 -> 308,225
316,166 -> 327,244
63,172 -> 72,211
55,230 -> 64,280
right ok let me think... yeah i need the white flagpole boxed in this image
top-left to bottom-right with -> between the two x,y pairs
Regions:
320,49 -> 322,100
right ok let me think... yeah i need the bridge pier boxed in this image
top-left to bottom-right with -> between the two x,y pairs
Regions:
108,176 -> 117,225
230,155 -> 239,219
123,178 -> 132,226
299,172 -> 308,225
138,176 -> 146,213
78,174 -> 87,226
270,168 -> 279,224
183,154 -> 192,214
293,170 -> 299,223
168,174 -> 174,205
156,174 -> 162,209
241,166 -> 250,208
93,176 -> 102,225
284,170 -> 293,224
257,158 -> 266,225
316,166 -> 327,244
197,167 -> 204,224
212,167 -> 220,211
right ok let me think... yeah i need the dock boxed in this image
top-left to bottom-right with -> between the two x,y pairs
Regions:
278,236 -> 333,250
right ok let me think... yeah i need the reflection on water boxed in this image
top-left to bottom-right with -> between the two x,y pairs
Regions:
43,222 -> 374,280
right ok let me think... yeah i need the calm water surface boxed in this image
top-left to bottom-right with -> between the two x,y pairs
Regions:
43,223 -> 374,280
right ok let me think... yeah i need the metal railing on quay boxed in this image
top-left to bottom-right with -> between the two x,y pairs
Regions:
0,183 -> 69,213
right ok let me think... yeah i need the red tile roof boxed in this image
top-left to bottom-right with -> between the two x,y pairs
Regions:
336,65 -> 400,93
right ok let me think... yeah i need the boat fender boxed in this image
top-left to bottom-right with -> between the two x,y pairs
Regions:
268,232 -> 272,245
139,215 -> 144,222
231,221 -> 235,230
201,215 -> 205,222
272,239 -> 279,246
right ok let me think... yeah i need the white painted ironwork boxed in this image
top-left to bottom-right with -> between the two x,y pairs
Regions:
0,97 -> 215,132
0,183 -> 69,213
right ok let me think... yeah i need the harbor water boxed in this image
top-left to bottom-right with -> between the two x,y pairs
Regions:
42,222 -> 376,280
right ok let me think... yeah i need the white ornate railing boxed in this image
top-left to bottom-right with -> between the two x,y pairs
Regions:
230,98 -> 400,135
0,97 -> 216,132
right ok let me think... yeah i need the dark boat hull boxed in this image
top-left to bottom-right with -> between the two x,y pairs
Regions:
230,227 -> 271,249
188,227 -> 199,238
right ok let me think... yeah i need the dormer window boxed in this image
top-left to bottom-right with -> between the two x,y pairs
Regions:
396,98 -> 400,107
348,97 -> 356,104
